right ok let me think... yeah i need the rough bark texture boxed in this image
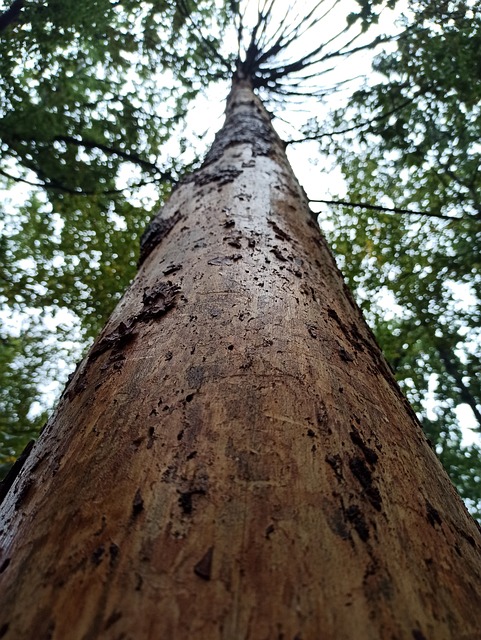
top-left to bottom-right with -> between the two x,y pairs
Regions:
1,77 -> 481,640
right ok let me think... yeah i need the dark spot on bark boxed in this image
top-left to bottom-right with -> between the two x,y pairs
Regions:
147,426 -> 155,449
187,451 -> 197,460
226,237 -> 242,248
327,308 -> 351,340
0,624 -> 9,639
139,209 -> 182,267
178,489 -> 206,515
228,344 -> 234,351
328,308 -> 341,323
192,166 -> 243,187
185,393 -> 194,403
339,347 -> 355,362
0,439 -> 34,507
208,254 -> 242,265
350,428 -> 379,466
349,457 -> 382,511
0,558 -> 10,574
412,630 -> 427,640
426,500 -> 442,528
132,489 -> 144,517
139,282 -> 180,322
307,429 -> 315,438
326,455 -> 343,482
104,610 -> 123,630
326,509 -> 351,540
92,545 -> 105,565
458,529 -> 476,548
194,546 -> 214,580
271,247 -> 288,262
109,543 -> 120,568
163,263 -> 182,276
265,524 -> 275,539
14,477 -> 34,510
223,219 -> 235,228
101,351 -> 126,373
177,430 -> 184,441
268,219 -> 291,241
89,321 -> 137,363
307,324 -> 318,339
248,238 -> 256,248
345,504 -> 370,542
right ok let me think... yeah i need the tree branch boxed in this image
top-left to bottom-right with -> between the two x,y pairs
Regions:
0,166 -> 160,197
55,135 -> 165,175
0,0 -> 23,33
310,198 -> 459,221
286,99 -> 413,144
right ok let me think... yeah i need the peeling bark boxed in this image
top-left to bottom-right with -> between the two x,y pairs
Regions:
1,76 -> 481,640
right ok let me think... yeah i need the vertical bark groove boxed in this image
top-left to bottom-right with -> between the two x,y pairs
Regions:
1,75 -> 481,639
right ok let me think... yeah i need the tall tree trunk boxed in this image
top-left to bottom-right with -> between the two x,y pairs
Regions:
1,76 -> 481,640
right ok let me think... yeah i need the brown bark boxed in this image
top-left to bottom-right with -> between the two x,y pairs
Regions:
1,76 -> 481,640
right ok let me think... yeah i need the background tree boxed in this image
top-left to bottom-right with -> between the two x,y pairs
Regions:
0,0 -> 234,468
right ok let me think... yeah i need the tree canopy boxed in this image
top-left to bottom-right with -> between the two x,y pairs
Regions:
1,0 -> 480,516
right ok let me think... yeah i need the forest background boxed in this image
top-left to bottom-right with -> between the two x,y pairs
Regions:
0,0 -> 480,516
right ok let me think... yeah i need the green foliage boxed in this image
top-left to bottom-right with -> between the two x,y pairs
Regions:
0,0 -> 236,474
314,0 -> 481,515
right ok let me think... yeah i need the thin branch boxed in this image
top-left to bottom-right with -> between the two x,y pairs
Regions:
286,99 -> 413,144
176,0 -> 230,70
0,166 -> 161,197
0,167 -> 43,189
311,198 -> 460,221
256,0 -> 340,67
55,135 -> 165,175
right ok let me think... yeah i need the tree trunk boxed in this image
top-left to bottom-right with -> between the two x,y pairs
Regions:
1,76 -> 481,640
0,0 -> 23,32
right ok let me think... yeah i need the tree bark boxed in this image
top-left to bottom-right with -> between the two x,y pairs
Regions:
0,0 -> 23,32
1,76 -> 481,640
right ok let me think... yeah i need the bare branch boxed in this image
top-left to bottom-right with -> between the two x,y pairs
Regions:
286,99 -> 413,144
0,164 -> 164,197
311,198 -> 460,221
176,0 -> 230,70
